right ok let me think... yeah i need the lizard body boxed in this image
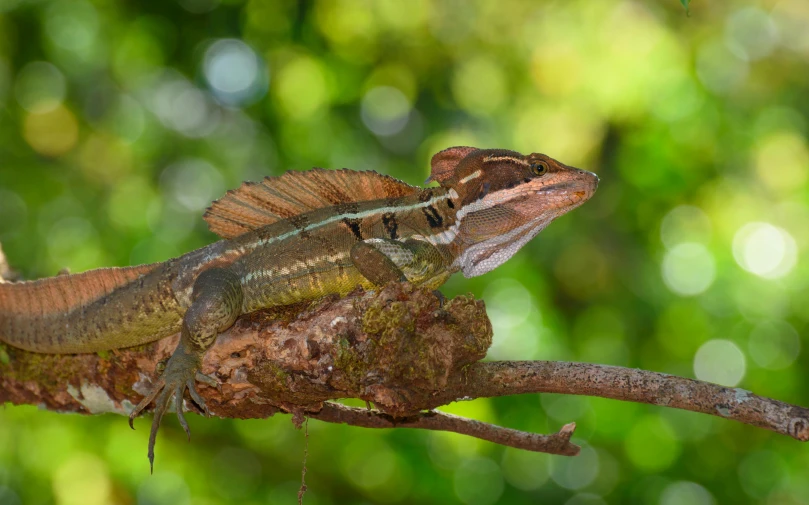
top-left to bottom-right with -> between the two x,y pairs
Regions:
0,147 -> 598,468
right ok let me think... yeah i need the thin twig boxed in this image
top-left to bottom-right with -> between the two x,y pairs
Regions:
432,361 -> 809,442
298,417 -> 308,505
309,402 -> 580,456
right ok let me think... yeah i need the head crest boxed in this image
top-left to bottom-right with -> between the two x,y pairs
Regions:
427,146 -> 479,185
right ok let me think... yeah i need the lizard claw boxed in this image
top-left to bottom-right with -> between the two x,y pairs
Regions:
187,379 -> 210,417
129,377 -> 164,430
128,346 -> 219,471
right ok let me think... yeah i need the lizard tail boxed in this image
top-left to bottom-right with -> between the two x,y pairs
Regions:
0,263 -> 183,353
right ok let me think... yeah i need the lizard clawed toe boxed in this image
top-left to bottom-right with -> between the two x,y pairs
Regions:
195,371 -> 219,389
129,346 -> 218,471
129,377 -> 164,430
147,385 -> 174,473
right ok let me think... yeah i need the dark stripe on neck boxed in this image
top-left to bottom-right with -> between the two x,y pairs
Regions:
422,205 -> 443,228
382,213 -> 398,240
343,218 -> 363,240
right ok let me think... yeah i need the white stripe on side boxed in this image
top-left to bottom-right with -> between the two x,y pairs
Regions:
459,170 -> 482,184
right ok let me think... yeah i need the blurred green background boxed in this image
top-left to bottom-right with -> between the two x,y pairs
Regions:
1,0 -> 809,503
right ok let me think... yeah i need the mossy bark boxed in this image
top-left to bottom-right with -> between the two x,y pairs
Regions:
0,283 -> 492,420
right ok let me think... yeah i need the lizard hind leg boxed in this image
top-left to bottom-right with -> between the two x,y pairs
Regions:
128,267 -> 244,472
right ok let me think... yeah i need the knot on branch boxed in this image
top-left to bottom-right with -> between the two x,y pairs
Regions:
213,283 -> 492,417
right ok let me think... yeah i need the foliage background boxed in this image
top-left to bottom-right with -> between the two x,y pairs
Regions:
1,0 -> 809,503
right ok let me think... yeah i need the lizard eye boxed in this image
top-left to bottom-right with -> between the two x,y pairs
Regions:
531,161 -> 548,176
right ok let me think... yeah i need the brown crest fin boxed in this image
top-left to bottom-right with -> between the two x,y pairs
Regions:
204,169 -> 418,239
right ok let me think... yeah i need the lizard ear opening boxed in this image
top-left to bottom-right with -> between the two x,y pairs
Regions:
427,146 -> 479,185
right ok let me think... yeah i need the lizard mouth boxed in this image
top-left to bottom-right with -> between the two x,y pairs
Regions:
536,171 -> 599,203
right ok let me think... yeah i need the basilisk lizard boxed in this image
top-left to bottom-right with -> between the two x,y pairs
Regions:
0,147 -> 598,469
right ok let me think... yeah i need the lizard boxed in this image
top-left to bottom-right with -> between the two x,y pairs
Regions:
0,146 -> 598,469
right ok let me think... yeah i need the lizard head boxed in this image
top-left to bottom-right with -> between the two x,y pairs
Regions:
428,146 -> 599,277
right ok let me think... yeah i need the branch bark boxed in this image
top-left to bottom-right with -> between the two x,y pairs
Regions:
2,274 -> 808,455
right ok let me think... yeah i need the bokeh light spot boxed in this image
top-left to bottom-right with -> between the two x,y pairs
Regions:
13,61 -> 66,112
360,86 -> 411,136
651,74 -> 704,123
150,74 -> 219,137
0,486 -> 20,505
23,104 -> 79,157
44,0 -> 99,52
483,278 -> 541,359
484,278 -> 533,330
514,104 -> 603,166
660,205 -> 712,249
104,94 -> 147,143
550,445 -> 599,489
659,481 -> 715,505
78,134 -> 133,184
274,56 -> 329,120
46,217 -> 102,272
204,39 -> 266,106
112,20 -> 166,82
53,454 -> 111,505
661,243 -> 715,296
725,7 -> 779,61
693,339 -> 746,387
773,0 -> 809,55
732,222 -> 797,279
160,158 -> 224,212
451,56 -> 507,115
696,39 -> 748,93
453,457 -> 504,505
137,471 -> 190,505
753,131 -> 809,193
342,439 -> 413,501
108,176 -> 156,231
0,190 -> 28,239
737,450 -> 788,499
541,395 -> 591,423
313,0 -> 379,62
565,494 -> 607,505
624,416 -> 680,472
748,320 -> 801,370
209,447 -> 262,500
500,448 -> 549,491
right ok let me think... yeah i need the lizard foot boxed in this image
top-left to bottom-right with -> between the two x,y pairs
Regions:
128,345 -> 217,472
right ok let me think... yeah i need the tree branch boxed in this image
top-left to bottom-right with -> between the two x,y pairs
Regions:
435,361 -> 809,442
310,403 -> 580,456
2,268 -> 808,454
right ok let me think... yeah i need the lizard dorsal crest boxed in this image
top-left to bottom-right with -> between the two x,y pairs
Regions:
204,169 -> 418,239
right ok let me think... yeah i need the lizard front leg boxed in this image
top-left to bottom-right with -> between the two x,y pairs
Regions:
129,267 -> 243,471
350,238 -> 453,291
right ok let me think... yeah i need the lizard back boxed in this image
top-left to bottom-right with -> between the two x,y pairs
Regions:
221,187 -> 460,311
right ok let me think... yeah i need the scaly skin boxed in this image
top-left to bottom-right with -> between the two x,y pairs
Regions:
0,147 -> 598,469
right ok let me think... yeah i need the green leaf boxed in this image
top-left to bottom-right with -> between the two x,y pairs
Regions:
680,0 -> 691,15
